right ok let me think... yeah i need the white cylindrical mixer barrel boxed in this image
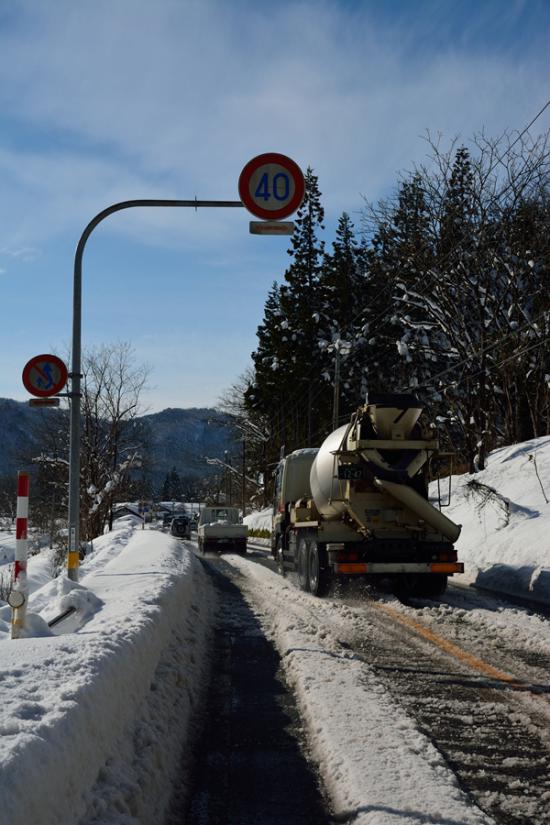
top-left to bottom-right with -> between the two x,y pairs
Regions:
309,424 -> 350,519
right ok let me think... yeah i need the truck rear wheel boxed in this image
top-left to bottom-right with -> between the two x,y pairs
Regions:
297,537 -> 310,592
308,542 -> 330,597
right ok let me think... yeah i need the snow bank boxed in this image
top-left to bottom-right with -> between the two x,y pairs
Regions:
441,435 -> 550,604
0,520 -> 215,825
243,507 -> 272,550
244,507 -> 272,533
0,531 -> 16,565
0,531 -> 55,595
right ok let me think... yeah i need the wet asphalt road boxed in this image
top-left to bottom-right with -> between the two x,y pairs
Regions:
169,555 -> 333,825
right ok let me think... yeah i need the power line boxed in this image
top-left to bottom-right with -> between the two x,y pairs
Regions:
350,97 -> 550,336
493,99 -> 550,172
402,307 -> 548,393
304,334 -> 550,450
331,98 -> 550,400
433,335 -> 550,399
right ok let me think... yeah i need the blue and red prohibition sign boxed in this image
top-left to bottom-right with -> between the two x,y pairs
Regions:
22,354 -> 68,398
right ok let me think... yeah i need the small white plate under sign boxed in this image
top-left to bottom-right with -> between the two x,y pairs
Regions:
28,397 -> 61,407
249,221 -> 295,235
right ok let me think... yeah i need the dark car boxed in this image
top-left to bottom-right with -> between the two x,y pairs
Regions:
170,515 -> 191,539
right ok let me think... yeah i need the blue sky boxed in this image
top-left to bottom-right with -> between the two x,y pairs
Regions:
1,0 -> 549,412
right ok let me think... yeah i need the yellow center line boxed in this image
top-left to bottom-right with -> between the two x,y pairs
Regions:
375,602 -> 546,697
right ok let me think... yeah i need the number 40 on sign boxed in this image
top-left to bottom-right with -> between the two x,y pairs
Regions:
238,153 -> 305,222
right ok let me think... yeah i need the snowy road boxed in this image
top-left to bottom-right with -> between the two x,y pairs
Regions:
1,518 -> 548,825
331,588 -> 550,825
195,544 -> 550,825
170,557 -> 332,824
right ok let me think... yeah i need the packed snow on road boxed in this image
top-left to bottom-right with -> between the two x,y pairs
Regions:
0,436 -> 549,824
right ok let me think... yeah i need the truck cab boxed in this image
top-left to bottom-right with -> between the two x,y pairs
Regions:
272,448 -> 319,559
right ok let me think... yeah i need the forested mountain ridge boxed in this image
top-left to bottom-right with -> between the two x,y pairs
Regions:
0,398 -> 49,477
139,407 -> 236,486
0,399 -> 233,486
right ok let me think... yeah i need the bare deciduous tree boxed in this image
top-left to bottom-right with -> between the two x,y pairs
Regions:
218,368 -> 272,506
80,342 -> 150,539
362,130 -> 550,469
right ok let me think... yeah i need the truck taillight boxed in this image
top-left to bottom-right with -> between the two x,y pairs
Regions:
337,551 -> 359,562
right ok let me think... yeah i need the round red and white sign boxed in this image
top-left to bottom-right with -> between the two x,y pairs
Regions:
22,354 -> 68,398
238,153 -> 305,220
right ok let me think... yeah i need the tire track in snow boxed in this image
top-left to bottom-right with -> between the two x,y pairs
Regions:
226,553 -> 550,825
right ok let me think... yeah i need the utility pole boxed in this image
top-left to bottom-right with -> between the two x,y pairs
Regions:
332,346 -> 341,432
263,439 -> 269,508
224,451 -> 232,504
307,384 -> 312,445
331,338 -> 351,432
241,439 -> 246,517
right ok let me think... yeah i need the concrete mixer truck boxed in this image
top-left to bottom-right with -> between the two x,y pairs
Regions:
271,393 -> 463,597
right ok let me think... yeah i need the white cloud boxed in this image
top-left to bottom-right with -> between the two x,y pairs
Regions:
0,245 -> 39,261
0,0 -> 547,252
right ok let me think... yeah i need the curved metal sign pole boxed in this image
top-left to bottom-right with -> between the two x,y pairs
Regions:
68,198 -> 244,580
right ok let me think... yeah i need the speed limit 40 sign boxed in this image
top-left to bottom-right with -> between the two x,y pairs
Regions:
238,153 -> 305,221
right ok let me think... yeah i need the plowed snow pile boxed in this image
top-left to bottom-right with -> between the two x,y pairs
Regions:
442,435 -> 550,602
0,518 -> 214,825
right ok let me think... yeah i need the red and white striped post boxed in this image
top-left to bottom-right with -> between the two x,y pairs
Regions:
10,472 -> 29,639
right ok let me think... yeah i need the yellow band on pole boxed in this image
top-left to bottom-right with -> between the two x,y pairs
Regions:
67,551 -> 80,570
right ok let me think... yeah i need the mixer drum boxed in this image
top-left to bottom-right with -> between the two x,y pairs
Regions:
309,424 -> 350,519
